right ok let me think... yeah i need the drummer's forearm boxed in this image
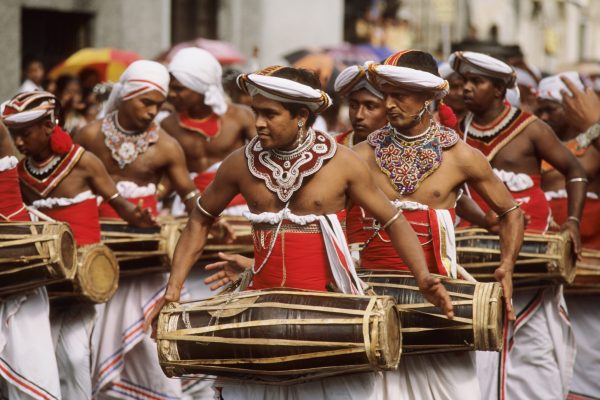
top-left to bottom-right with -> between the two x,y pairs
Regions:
387,217 -> 430,283
566,180 -> 586,221
498,209 -> 524,269
167,219 -> 210,295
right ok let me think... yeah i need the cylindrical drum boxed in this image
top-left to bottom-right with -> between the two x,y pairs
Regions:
565,249 -> 600,295
48,244 -> 119,304
0,221 -> 77,296
157,289 -> 401,384
100,218 -> 181,277
359,270 -> 504,354
456,228 -> 575,288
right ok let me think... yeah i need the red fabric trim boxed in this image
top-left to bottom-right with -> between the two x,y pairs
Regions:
38,198 -> 101,245
549,197 -> 600,250
193,172 -> 246,207
464,175 -> 549,232
0,167 -> 30,222
0,360 -> 54,400
335,129 -> 353,146
178,112 -> 221,139
249,211 -> 346,292
98,195 -> 158,219
17,145 -> 84,197
465,108 -> 537,160
347,205 -> 455,274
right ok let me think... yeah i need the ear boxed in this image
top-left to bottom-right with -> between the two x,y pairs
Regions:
41,119 -> 55,135
298,107 -> 310,125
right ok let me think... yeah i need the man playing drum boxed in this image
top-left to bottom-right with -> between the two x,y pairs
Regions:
74,60 -> 199,399
451,50 -> 587,400
149,66 -> 454,399
161,48 -> 256,215
346,50 -> 522,399
3,90 -> 153,399
537,73 -> 600,400
0,120 -> 61,400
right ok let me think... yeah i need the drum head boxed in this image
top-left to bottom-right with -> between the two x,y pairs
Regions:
77,244 -> 119,303
58,226 -> 77,279
377,297 -> 402,369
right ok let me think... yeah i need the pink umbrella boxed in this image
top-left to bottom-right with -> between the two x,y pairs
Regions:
161,38 -> 246,65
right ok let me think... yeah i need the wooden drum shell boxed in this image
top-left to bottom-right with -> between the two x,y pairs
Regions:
0,222 -> 77,296
359,270 -> 504,354
565,249 -> 600,295
157,290 -> 401,384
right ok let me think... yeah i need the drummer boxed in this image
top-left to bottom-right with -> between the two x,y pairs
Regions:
149,65 -> 455,399
2,90 -> 153,399
450,50 -> 586,400
73,60 -> 200,399
161,48 -> 256,216
0,121 -> 61,400
537,73 -> 600,399
347,50 -> 523,399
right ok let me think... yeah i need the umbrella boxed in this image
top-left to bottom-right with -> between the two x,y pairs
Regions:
48,48 -> 142,82
323,43 -> 394,65
160,38 -> 246,65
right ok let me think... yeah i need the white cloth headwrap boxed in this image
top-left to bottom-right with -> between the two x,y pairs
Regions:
103,60 -> 169,115
438,62 -> 457,80
537,71 -> 584,103
237,71 -> 331,113
1,91 -> 57,126
168,48 -> 228,116
334,62 -> 383,99
367,64 -> 449,99
449,51 -> 516,88
514,67 -> 538,90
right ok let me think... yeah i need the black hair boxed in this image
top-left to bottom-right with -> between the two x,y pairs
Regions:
393,51 -> 440,77
269,67 -> 321,127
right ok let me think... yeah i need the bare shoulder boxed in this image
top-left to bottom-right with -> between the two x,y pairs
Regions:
76,148 -> 105,175
450,140 -> 489,170
74,119 -> 102,146
156,128 -> 185,152
159,112 -> 178,133
524,117 -> 556,140
351,141 -> 375,163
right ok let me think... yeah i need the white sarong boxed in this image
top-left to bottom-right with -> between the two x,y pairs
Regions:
0,289 -> 61,400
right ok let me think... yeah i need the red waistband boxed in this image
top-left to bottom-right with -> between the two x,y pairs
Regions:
0,167 -> 30,222
250,225 -> 334,292
98,194 -> 158,219
39,198 -> 101,245
193,172 -> 246,207
346,206 -> 452,274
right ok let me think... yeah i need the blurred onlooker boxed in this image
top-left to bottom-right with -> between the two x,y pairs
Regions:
18,56 -> 45,93
439,62 -> 468,123
514,67 -> 539,113
222,68 -> 252,107
55,74 -> 87,133
78,67 -> 101,103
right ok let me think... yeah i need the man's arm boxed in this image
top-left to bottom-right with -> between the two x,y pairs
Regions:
461,143 -> 524,320
530,120 -> 586,254
160,133 -> 198,211
79,152 -> 154,227
560,76 -> 600,134
165,151 -> 243,301
342,148 -> 454,318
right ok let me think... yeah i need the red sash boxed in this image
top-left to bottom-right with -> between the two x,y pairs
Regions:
17,145 -> 84,197
549,197 -> 600,250
346,205 -> 455,275
335,130 -> 354,147
178,112 -> 221,140
466,175 -> 550,232
98,195 -> 159,219
249,211 -> 347,292
39,198 -> 101,245
193,172 -> 246,208
0,167 -> 30,222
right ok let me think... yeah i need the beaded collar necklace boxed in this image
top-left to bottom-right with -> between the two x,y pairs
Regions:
246,128 -> 337,202
102,111 -> 159,169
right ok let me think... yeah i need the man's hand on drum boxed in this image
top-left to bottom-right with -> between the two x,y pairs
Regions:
561,220 -> 582,259
417,274 -> 454,319
209,219 -> 236,244
494,264 -> 516,320
144,284 -> 182,339
204,252 -> 253,290
122,200 -> 157,228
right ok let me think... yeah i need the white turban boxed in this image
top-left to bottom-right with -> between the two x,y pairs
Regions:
449,51 -> 516,88
438,62 -> 457,80
103,60 -> 169,115
514,67 -> 538,90
334,62 -> 383,99
168,48 -> 228,116
2,91 -> 58,127
537,71 -> 584,103
237,67 -> 331,114
366,63 -> 449,99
